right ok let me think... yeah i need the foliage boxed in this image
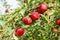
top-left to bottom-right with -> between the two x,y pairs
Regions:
0,0 -> 60,40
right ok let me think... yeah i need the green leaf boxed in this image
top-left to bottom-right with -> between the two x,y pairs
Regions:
0,20 -> 6,26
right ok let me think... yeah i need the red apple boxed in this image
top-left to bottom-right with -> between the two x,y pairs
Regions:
22,17 -> 32,25
5,9 -> 8,13
30,12 -> 40,20
56,18 -> 60,25
38,4 -> 48,13
15,28 -> 24,36
52,28 -> 57,33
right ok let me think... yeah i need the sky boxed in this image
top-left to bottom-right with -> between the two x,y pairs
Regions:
0,0 -> 19,15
